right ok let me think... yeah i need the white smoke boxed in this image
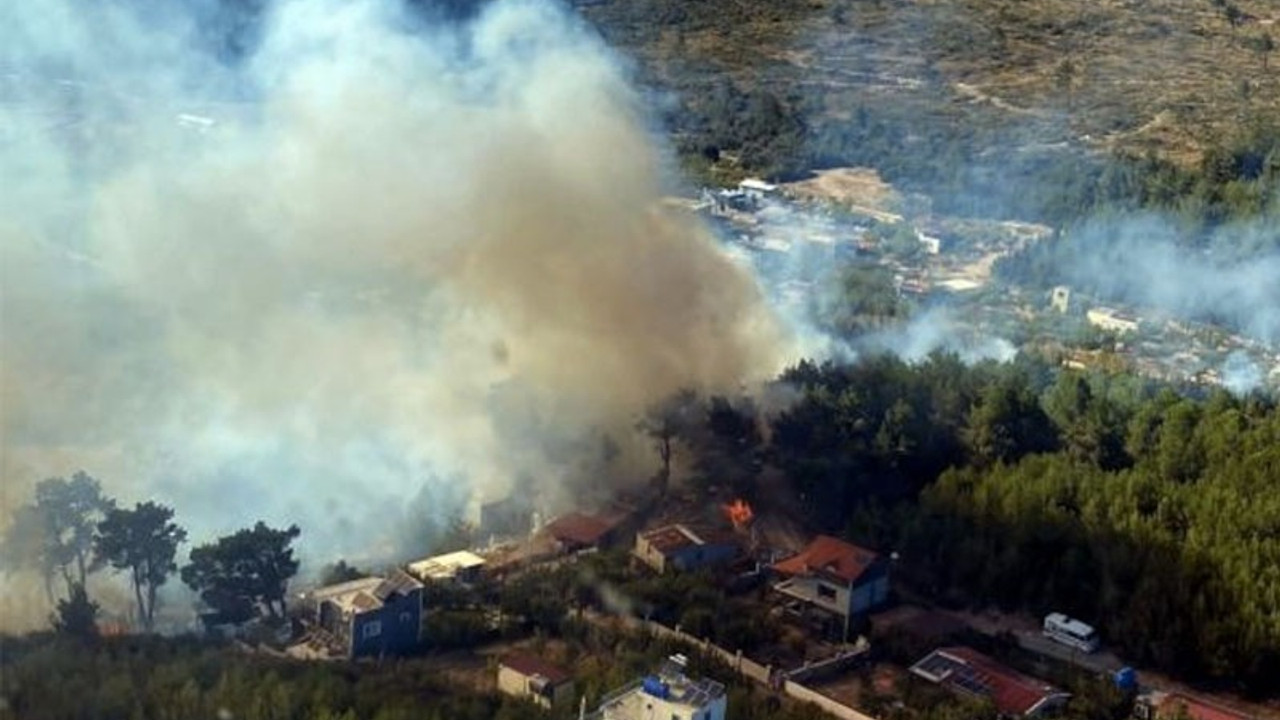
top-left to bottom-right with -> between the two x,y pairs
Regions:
0,0 -> 799,629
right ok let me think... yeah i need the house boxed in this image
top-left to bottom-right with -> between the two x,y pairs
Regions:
1134,692 -> 1256,720
771,535 -> 890,624
311,570 -> 424,658
738,178 -> 778,200
543,512 -> 620,554
1087,307 -> 1140,334
497,652 -> 575,709
1050,286 -> 1071,314
407,550 -> 487,583
588,655 -> 726,720
480,496 -> 533,540
633,525 -> 739,574
910,646 -> 1070,717
916,230 -> 945,255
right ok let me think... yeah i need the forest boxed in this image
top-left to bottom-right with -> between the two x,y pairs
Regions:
753,355 -> 1280,696
7,356 -> 1279,701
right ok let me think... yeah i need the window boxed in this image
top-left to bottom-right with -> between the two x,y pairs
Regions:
362,620 -> 383,639
817,584 -> 837,601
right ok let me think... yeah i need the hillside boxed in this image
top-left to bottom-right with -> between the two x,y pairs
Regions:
581,0 -> 1279,164
573,0 -> 1280,229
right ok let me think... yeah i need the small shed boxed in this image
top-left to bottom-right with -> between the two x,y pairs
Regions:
497,652 -> 575,709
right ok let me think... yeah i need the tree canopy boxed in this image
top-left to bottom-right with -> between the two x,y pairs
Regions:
180,521 -> 301,624
96,502 -> 187,631
2,472 -> 115,604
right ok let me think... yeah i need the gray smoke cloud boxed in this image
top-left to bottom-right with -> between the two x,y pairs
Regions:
1054,212 -> 1280,345
0,0 -> 798,629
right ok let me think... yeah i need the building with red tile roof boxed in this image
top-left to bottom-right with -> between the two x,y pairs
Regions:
773,535 -> 882,585
543,511 -> 620,552
771,535 -> 890,625
909,646 -> 1070,717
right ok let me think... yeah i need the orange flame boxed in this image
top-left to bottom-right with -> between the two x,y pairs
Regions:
99,622 -> 130,637
723,499 -> 754,529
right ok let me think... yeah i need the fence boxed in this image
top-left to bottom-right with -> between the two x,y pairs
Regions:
783,680 -> 879,720
784,640 -> 871,684
629,616 -> 877,720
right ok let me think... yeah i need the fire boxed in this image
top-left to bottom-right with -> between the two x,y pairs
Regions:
723,499 -> 754,529
99,622 -> 130,637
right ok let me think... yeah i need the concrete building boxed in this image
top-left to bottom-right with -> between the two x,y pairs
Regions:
497,653 -> 575,709
1050,286 -> 1071,314
633,525 -> 739,574
910,646 -> 1070,717
589,655 -> 726,720
309,570 -> 424,658
407,550 -> 487,584
738,178 -> 778,200
772,536 -> 891,631
1087,307 -> 1140,334
916,230 -> 944,255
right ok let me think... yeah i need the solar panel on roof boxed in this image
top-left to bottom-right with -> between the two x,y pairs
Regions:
952,672 -> 990,696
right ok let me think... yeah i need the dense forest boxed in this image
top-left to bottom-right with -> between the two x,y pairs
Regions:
738,355 -> 1280,696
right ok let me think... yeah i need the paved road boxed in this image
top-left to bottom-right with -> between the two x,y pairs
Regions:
1011,630 -> 1127,675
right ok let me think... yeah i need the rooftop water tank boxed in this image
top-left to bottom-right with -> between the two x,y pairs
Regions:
642,676 -> 670,699
1114,667 -> 1137,691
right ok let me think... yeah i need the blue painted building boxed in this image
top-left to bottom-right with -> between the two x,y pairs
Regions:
772,535 -> 891,626
313,570 -> 425,658
634,524 -> 740,574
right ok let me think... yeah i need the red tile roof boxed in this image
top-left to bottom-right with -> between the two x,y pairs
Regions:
772,535 -> 880,585
1155,694 -> 1254,720
500,652 -> 573,685
545,512 -> 616,548
912,646 -> 1068,717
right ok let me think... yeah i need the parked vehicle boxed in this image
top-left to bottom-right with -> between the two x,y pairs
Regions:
1043,612 -> 1100,653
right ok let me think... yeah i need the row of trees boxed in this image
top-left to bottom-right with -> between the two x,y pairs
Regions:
2,475 -> 301,632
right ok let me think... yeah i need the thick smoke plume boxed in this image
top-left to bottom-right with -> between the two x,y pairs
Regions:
0,0 -> 794,628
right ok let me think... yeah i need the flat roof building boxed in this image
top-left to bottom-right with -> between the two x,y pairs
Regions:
588,656 -> 726,720
634,524 -> 739,574
407,550 -> 487,583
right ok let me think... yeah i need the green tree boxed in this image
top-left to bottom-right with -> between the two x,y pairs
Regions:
4,472 -> 116,602
318,559 -> 368,587
52,582 -> 100,640
637,388 -> 700,498
96,502 -> 187,631
1,504 -> 61,605
963,376 -> 1056,467
181,522 -> 301,623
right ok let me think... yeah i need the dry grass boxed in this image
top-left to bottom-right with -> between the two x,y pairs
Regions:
590,0 -> 1280,165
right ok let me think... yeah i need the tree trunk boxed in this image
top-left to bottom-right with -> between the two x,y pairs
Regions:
76,550 -> 87,589
60,565 -> 75,599
132,566 -> 147,631
42,571 -> 55,608
146,583 -> 158,632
